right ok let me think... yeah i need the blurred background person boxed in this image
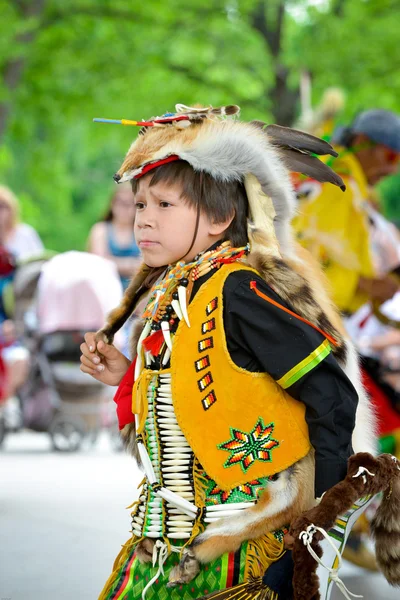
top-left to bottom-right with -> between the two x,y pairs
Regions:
294,106 -> 400,572
0,185 -> 44,262
0,206 -> 29,431
294,109 -> 400,316
87,183 -> 141,290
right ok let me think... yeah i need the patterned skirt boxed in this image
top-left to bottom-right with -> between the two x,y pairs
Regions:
99,533 -> 285,600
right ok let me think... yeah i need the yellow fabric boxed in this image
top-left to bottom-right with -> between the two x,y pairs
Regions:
132,370 -> 153,434
170,262 -> 311,491
245,533 -> 286,580
293,150 -> 375,313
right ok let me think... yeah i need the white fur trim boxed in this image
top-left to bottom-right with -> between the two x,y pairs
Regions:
196,469 -> 298,540
343,340 -> 378,455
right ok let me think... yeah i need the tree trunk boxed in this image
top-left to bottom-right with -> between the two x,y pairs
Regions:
251,0 -> 299,126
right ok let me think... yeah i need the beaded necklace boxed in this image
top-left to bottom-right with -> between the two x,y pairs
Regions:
140,242 -> 249,363
142,241 -> 249,323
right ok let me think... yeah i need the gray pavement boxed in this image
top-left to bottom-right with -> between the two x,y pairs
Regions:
0,431 -> 398,600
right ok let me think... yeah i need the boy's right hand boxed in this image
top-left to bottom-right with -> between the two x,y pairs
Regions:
80,332 -> 131,386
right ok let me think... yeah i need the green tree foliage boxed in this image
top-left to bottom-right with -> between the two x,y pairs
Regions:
0,0 -> 399,251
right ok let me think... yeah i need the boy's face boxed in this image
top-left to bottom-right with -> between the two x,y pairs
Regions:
134,175 -> 230,267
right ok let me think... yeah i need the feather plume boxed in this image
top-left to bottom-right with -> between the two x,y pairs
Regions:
250,120 -> 345,190
264,123 -> 338,157
279,148 -> 345,190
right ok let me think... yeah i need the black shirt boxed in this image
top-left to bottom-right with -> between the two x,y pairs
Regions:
192,268 -> 358,498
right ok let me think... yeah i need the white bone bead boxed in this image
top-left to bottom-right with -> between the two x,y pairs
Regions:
156,405 -> 175,412
156,397 -> 174,405
163,472 -> 190,480
162,459 -> 191,466
161,320 -> 173,351
157,488 -> 197,514
146,524 -> 164,532
162,466 -> 190,473
160,436 -> 186,443
205,502 -> 254,512
163,447 -> 192,453
171,492 -> 195,499
166,520 -> 193,527
148,496 -> 162,502
133,515 -> 144,524
168,526 -> 193,533
166,532 -> 191,539
162,348 -> 171,366
164,443 -> 190,449
178,285 -> 190,328
171,299 -> 183,321
146,531 -> 162,538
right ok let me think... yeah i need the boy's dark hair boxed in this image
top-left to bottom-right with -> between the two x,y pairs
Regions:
132,160 -> 248,247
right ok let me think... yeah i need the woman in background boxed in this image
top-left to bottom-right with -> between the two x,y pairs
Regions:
0,185 -> 44,261
88,184 -> 141,290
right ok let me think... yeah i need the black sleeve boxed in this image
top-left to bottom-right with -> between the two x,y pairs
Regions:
223,270 -> 358,498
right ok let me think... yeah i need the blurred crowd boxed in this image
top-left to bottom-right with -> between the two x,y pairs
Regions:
0,181 -> 140,449
1,98 -> 400,476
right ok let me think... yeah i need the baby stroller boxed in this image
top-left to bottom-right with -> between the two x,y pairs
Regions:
15,251 -> 123,451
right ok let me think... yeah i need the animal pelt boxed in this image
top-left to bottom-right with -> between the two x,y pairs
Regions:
197,455 -> 399,599
96,262 -> 162,346
191,450 -> 315,564
117,119 -> 299,255
371,470 -> 400,585
288,453 -> 400,599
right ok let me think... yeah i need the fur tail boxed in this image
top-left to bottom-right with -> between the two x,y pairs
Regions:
371,473 -> 400,586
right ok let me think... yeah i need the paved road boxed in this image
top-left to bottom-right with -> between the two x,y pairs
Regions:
1,431 -> 398,600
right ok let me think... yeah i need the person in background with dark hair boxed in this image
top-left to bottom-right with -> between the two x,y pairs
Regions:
87,184 -> 141,290
294,109 -> 400,315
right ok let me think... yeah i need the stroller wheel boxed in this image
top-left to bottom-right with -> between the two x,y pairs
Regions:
49,416 -> 85,452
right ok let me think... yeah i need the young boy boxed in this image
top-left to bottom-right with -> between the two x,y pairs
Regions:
81,105 -> 373,600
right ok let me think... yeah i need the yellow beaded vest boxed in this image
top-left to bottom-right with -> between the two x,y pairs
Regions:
134,262 -> 311,491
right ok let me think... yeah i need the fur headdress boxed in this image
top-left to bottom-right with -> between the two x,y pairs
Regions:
94,104 -> 351,358
101,103 -> 344,259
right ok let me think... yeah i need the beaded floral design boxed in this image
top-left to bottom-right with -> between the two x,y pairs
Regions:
218,418 -> 279,473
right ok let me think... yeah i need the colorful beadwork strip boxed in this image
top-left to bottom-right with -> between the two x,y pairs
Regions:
276,339 -> 331,390
206,297 -> 218,316
202,390 -> 217,411
198,337 -> 214,352
195,355 -> 211,372
201,318 -> 216,335
198,372 -> 213,392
